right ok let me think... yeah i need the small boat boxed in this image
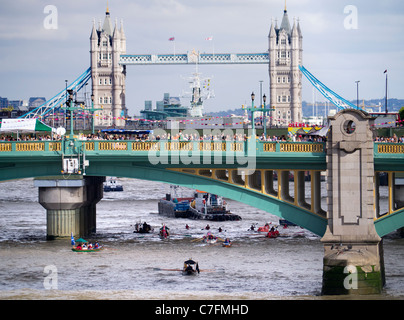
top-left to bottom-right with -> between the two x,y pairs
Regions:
257,224 -> 270,233
183,259 -> 200,275
203,232 -> 218,244
222,238 -> 232,247
159,225 -> 170,239
133,222 -> 153,234
103,177 -> 123,192
71,238 -> 103,252
266,228 -> 280,239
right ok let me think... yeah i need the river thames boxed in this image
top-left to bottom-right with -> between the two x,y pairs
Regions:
0,178 -> 404,300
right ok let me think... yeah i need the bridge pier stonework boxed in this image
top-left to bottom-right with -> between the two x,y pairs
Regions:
321,109 -> 385,295
35,176 -> 104,240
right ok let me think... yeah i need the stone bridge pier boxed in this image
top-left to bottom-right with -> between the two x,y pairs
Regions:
35,176 -> 105,240
321,109 -> 385,295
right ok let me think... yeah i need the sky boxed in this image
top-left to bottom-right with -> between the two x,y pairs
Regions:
0,0 -> 403,116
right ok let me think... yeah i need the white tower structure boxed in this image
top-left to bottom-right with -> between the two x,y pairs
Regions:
268,6 -> 303,126
90,7 -> 127,128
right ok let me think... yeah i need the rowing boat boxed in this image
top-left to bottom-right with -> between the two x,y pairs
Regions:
72,247 -> 103,252
71,237 -> 103,252
183,259 -> 200,275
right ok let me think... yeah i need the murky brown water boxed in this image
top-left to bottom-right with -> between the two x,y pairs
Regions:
0,178 -> 403,300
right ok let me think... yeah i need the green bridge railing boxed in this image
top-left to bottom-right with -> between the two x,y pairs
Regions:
0,139 -> 326,156
1,139 -> 404,162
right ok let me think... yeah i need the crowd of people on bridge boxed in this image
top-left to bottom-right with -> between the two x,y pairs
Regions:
1,129 -> 404,144
374,134 -> 404,144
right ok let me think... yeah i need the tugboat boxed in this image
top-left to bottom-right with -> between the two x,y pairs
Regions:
103,177 -> 123,192
158,186 -> 241,221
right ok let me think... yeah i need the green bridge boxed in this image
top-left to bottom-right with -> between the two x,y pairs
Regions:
0,134 -> 403,238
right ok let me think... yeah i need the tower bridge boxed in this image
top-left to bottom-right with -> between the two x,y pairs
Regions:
89,6 -> 303,128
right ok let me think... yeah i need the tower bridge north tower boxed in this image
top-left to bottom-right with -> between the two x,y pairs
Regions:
90,7 -> 127,128
269,8 -> 303,126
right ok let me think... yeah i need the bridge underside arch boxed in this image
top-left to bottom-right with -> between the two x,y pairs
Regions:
83,162 -> 328,236
0,159 -> 326,236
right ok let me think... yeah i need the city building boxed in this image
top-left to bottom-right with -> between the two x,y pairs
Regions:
28,97 -> 46,110
140,93 -> 188,121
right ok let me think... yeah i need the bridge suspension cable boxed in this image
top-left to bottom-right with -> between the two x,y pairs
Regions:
299,65 -> 362,111
20,67 -> 92,119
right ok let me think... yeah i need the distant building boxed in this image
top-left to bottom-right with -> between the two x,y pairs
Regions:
28,97 -> 46,109
8,100 -> 27,109
166,116 -> 245,130
0,97 -> 8,109
140,93 -> 188,120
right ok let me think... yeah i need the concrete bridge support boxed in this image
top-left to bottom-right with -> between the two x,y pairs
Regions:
321,109 -> 384,295
35,176 -> 104,240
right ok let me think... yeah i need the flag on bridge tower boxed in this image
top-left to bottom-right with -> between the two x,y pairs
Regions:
169,37 -> 176,55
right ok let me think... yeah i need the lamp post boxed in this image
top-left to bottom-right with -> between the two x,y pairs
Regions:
384,70 -> 388,114
64,80 -> 68,129
62,89 -> 84,138
251,92 -> 255,132
88,94 -> 103,135
355,80 -> 360,109
91,94 -> 95,134
263,94 -> 267,137
242,92 -> 275,138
